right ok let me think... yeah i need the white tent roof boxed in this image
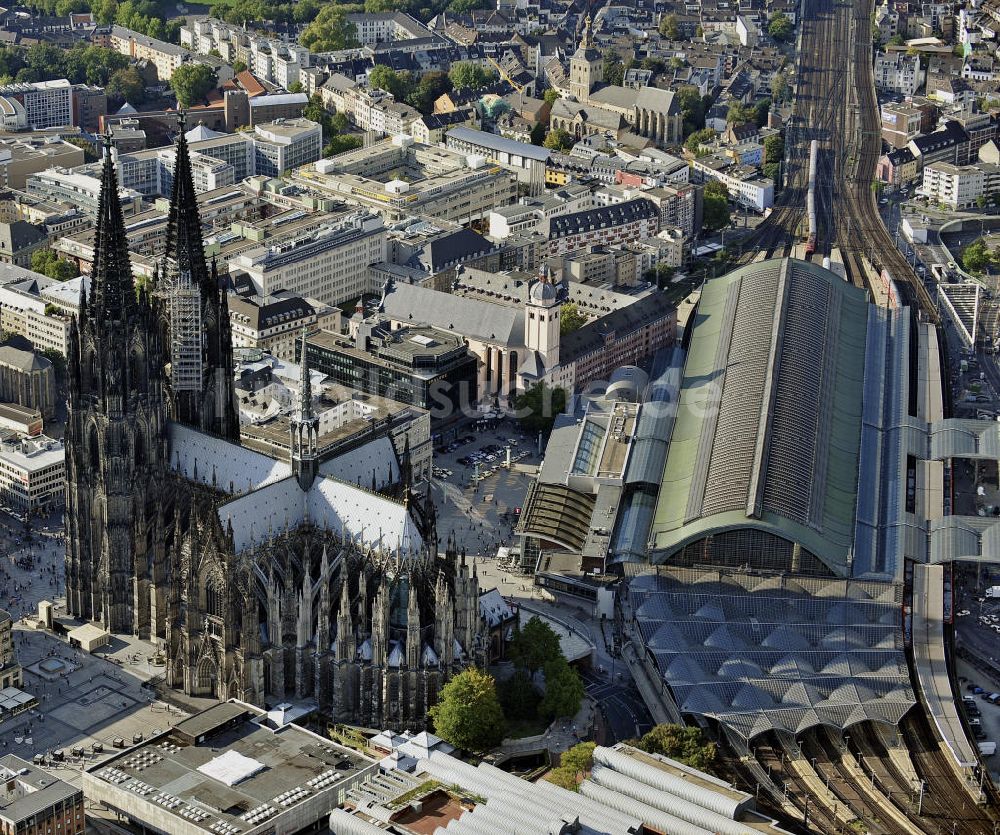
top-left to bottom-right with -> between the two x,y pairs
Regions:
197,750 -> 264,786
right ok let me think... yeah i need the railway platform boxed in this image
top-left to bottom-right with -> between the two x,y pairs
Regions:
912,563 -> 979,771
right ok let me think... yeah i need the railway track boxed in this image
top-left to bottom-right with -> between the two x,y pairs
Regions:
898,710 -> 999,835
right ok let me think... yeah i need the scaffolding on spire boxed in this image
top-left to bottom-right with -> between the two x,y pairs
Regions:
157,111 -> 204,396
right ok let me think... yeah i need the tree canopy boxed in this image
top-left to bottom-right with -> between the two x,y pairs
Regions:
658,13 -> 679,39
508,616 -> 562,674
429,668 -> 505,752
768,12 -> 794,41
635,724 -> 718,774
539,656 -> 585,720
702,180 -> 731,231
31,248 -> 78,281
684,127 -> 715,155
513,382 -> 566,436
369,65 -> 413,100
106,66 -> 146,106
559,302 -> 587,335
300,7 -> 359,52
171,63 -> 217,108
963,238 -> 995,274
676,86 -> 707,136
543,128 -> 574,152
448,61 -> 494,91
546,741 -> 595,791
763,133 -> 784,165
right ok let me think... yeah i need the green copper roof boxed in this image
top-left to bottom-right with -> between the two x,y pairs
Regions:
650,258 -> 870,576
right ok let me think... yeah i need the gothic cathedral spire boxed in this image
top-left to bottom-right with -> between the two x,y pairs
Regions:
159,111 -> 239,440
65,129 -> 170,637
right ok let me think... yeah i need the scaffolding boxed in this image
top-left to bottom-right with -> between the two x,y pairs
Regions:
159,259 -> 203,393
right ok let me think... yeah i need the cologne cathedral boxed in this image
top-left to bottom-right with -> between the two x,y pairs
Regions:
64,123 -> 486,730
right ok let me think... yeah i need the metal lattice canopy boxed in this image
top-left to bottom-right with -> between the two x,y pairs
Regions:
627,567 -> 915,741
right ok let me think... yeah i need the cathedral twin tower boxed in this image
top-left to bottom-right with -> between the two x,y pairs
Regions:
63,120 -> 482,728
65,120 -> 237,635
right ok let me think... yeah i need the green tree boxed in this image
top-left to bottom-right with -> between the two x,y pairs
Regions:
653,262 -> 675,289
369,64 -> 413,100
539,656 -> 584,720
106,66 -> 146,106
889,33 -> 905,46
963,238 -> 993,274
543,87 -> 560,105
406,70 -> 451,115
300,7 -> 359,52
659,13 -> 679,39
497,669 -> 541,720
676,85 -> 706,135
508,616 -> 562,675
288,81 -> 303,93
641,56 -> 666,74
559,302 -> 587,334
171,63 -> 217,108
164,18 -> 186,44
769,72 -> 788,102
763,132 -> 784,165
31,248 -> 78,281
65,136 -> 97,162
448,0 -> 491,10
546,741 -> 595,791
513,382 -> 566,435
702,180 -> 731,231
543,128 -> 573,151
768,12 -> 793,41
684,127 -> 715,155
695,24 -> 704,38
232,59 -> 247,74
324,134 -> 363,156
636,724 -> 718,774
448,61 -> 494,91
429,668 -> 505,752
602,50 -> 629,87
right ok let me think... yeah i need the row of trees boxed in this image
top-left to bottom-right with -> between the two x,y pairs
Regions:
217,0 -> 489,37
20,0 -> 182,40
429,617 -> 584,752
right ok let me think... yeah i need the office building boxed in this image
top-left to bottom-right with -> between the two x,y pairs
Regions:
547,198 -> 661,257
0,609 -> 20,689
229,212 -> 386,307
253,118 -> 322,177
229,292 -> 340,361
26,167 -> 142,217
0,136 -> 84,190
0,756 -> 83,835
307,318 -> 479,417
0,80 -> 73,130
445,126 -> 551,195
295,136 -> 517,224
0,434 -> 64,512
0,267 -> 76,356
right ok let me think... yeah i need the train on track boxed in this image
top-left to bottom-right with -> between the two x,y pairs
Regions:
805,139 -> 818,257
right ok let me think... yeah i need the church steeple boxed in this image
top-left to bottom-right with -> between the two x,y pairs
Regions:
91,131 -> 136,329
165,110 -> 211,297
158,111 -> 239,441
290,327 -> 319,491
